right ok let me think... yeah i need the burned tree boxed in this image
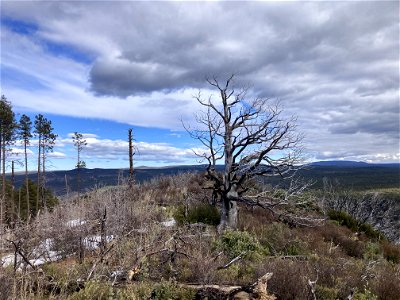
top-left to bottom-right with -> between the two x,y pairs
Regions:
186,75 -> 302,230
128,128 -> 135,183
72,132 -> 87,199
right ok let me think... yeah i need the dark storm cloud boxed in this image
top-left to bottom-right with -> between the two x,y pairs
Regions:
84,1 -> 399,100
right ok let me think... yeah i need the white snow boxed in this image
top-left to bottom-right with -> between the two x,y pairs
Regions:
161,218 -> 177,227
83,235 -> 115,250
66,219 -> 87,227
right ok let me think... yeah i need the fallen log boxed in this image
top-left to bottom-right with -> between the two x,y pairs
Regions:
181,272 -> 276,300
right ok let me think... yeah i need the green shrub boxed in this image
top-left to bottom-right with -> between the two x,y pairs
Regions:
149,280 -> 195,300
328,210 -> 358,231
328,210 -> 384,240
68,281 -> 114,300
173,205 -> 187,224
359,223 -> 384,240
174,203 -> 220,225
315,285 -> 339,300
67,280 -> 195,300
285,238 -> 309,256
353,288 -> 378,300
215,230 -> 268,260
363,242 -> 381,260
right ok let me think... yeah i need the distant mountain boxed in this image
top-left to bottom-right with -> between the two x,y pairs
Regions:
309,160 -> 400,167
9,161 -> 399,197
310,160 -> 370,167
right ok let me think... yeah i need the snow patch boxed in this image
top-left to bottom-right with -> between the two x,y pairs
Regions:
66,219 -> 86,227
161,218 -> 176,227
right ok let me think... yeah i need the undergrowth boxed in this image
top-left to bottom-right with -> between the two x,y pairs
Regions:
2,173 -> 400,300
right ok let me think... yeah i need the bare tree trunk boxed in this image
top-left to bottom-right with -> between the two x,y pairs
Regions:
227,199 -> 238,230
24,141 -> 30,220
0,133 -> 2,228
42,144 -> 46,210
2,142 -> 6,207
1,142 -> 6,226
99,207 -> 107,262
78,236 -> 84,264
222,100 -> 238,230
128,128 -> 134,183
36,136 -> 41,214
11,160 -> 15,224
218,198 -> 230,233
77,163 -> 80,201
18,188 -> 21,222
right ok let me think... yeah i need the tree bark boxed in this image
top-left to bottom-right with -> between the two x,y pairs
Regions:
42,143 -> 46,209
128,128 -> 134,182
0,133 -> 4,227
0,131 -> 2,227
227,186 -> 238,230
11,160 -> 15,224
2,140 -> 6,206
36,135 -> 41,214
24,141 -> 30,220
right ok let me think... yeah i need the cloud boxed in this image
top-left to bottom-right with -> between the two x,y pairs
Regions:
1,1 -> 399,163
59,135 -> 198,164
48,151 -> 67,159
67,133 -> 99,139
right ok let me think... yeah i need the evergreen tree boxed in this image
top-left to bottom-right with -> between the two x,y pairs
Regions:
19,114 -> 32,220
72,132 -> 87,199
34,115 -> 57,212
0,95 -> 16,226
17,179 -> 58,220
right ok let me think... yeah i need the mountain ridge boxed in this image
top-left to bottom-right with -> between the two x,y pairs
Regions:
8,161 -> 399,196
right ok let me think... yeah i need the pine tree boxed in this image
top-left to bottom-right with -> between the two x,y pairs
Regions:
72,132 -> 87,199
17,179 -> 58,220
34,115 -> 57,212
19,114 -> 32,220
0,95 -> 16,226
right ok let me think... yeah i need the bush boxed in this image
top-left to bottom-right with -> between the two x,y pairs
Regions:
328,210 -> 384,240
328,210 -> 359,231
0,270 -> 13,300
353,288 -> 378,300
174,203 -> 220,225
68,281 -> 114,300
150,281 -> 196,300
215,230 -> 268,260
363,242 -> 381,260
382,241 -> 400,264
67,280 -> 195,300
315,285 -> 339,300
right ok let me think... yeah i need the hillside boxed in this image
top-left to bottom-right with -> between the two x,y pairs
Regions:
10,162 -> 400,196
1,172 -> 399,299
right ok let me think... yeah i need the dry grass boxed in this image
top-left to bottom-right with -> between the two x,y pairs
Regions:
1,173 -> 399,299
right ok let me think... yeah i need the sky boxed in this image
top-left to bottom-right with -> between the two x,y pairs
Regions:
0,0 -> 399,172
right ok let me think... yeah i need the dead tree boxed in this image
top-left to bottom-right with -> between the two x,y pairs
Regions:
128,128 -> 135,184
72,132 -> 87,200
185,75 -> 302,230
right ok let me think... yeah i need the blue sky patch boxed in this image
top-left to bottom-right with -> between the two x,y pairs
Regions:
1,65 -> 48,91
1,17 -> 38,35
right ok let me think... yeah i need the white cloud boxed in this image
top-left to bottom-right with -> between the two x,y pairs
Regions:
48,151 -> 67,159
1,1 -> 399,163
59,135 -> 198,164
